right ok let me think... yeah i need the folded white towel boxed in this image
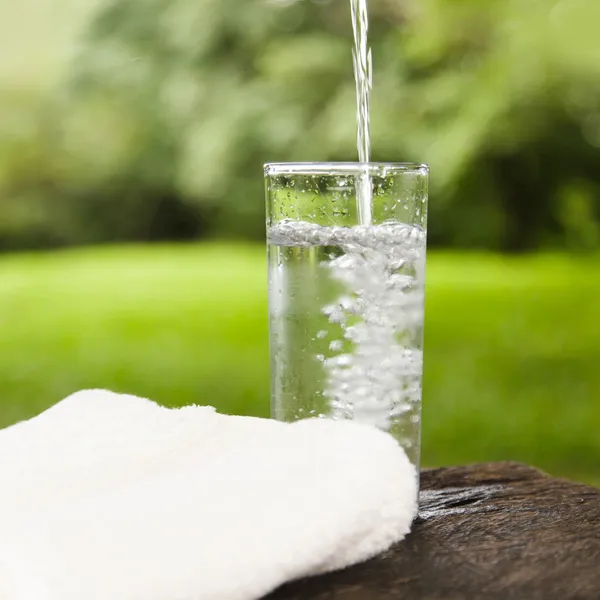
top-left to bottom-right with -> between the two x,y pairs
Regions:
0,390 -> 417,600
0,389 -> 275,516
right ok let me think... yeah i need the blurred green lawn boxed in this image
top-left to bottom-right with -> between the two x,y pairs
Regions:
0,244 -> 599,486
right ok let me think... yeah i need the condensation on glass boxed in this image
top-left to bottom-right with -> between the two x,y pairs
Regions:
265,162 -> 428,477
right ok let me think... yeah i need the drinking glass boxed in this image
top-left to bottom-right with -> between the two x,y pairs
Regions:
266,162 -> 428,475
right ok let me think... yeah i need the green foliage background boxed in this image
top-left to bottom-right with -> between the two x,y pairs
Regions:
1,0 -> 599,251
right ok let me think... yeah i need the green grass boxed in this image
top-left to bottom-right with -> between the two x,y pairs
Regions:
1,244 -> 599,486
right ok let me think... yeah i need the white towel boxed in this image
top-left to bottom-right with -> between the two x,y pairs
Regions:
0,390 -> 276,515
0,390 -> 417,600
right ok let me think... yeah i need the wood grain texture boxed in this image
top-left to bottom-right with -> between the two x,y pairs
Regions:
265,462 -> 600,600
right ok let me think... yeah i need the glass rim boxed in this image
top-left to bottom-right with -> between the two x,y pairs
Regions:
264,162 -> 429,176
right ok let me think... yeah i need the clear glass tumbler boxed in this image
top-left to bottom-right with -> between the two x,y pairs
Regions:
266,162 -> 428,473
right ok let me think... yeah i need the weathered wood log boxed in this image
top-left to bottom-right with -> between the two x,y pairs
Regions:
266,462 -> 600,600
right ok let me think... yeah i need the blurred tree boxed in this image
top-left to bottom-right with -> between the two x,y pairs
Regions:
0,0 -> 598,250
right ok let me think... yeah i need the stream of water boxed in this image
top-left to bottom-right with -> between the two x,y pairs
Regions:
350,0 -> 373,225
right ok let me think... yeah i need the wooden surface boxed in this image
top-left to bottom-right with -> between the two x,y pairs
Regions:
265,462 -> 600,600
